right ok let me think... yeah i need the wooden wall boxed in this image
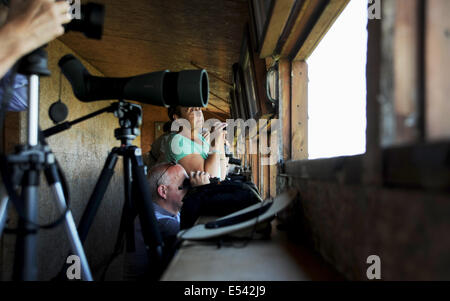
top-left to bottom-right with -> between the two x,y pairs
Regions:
277,0 -> 450,280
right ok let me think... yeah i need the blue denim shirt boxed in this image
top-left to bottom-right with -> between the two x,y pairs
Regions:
0,70 -> 28,112
123,202 -> 180,280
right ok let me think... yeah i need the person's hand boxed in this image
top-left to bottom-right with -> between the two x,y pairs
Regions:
201,129 -> 210,145
7,0 -> 72,56
189,171 -> 210,187
209,121 -> 227,150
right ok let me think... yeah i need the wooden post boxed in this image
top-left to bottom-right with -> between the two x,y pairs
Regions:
279,59 -> 292,161
393,0 -> 423,144
426,0 -> 450,141
363,9 -> 383,186
291,60 -> 308,160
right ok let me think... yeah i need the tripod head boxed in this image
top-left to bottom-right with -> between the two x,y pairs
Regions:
113,101 -> 142,145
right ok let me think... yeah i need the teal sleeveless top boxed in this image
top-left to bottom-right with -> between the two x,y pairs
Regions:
165,133 -> 210,163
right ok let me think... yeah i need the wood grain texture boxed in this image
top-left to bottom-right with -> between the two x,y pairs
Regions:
259,0 -> 296,58
290,60 -> 308,160
278,0 -> 326,58
278,59 -> 291,160
426,0 -> 450,141
393,0 -> 422,145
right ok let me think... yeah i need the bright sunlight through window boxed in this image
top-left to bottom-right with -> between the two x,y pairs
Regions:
307,0 -> 368,159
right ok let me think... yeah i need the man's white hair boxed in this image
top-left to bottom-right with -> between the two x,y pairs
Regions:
147,162 -> 175,201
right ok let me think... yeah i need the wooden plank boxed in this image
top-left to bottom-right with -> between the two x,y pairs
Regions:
259,0 -> 296,58
278,59 -> 291,160
393,0 -> 423,145
277,178 -> 450,280
379,0 -> 396,147
258,150 -> 263,196
294,0 -> 350,60
279,0 -> 327,58
290,61 -> 308,160
283,155 -> 364,185
270,160 -> 277,198
283,140 -> 450,192
383,142 -> 450,191
161,220 -> 344,281
263,159 -> 270,199
363,6 -> 383,186
426,0 -> 450,141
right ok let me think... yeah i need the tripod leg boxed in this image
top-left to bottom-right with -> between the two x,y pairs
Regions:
129,148 -> 163,259
53,150 -> 119,280
99,155 -> 136,281
45,163 -> 93,281
13,170 -> 39,281
77,151 -> 119,243
0,189 -> 8,239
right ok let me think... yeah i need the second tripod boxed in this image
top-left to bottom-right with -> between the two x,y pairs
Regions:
46,101 -> 165,280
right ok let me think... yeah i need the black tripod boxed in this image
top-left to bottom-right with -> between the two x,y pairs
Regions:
0,48 -> 92,281
44,101 -> 164,280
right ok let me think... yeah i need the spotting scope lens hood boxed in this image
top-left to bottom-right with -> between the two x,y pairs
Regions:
58,54 -> 209,108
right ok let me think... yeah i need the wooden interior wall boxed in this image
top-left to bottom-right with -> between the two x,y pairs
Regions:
141,106 -> 170,154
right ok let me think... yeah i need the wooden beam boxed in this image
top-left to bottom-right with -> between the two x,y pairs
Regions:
262,161 -> 268,199
426,0 -> 450,141
291,61 -> 308,160
379,0 -> 396,147
393,0 -> 423,145
270,159 -> 277,198
278,0 -> 326,58
259,0 -> 296,58
283,154 -> 364,185
279,59 -> 291,161
283,141 -> 450,192
294,0 -> 350,60
363,7 -> 383,186
383,142 -> 450,191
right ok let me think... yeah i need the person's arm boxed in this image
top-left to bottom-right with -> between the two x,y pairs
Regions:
0,0 -> 71,78
178,153 -> 221,178
0,23 -> 23,78
220,155 -> 228,180
176,133 -> 223,178
199,129 -> 222,177
204,153 -> 221,178
219,132 -> 230,180
203,122 -> 226,178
